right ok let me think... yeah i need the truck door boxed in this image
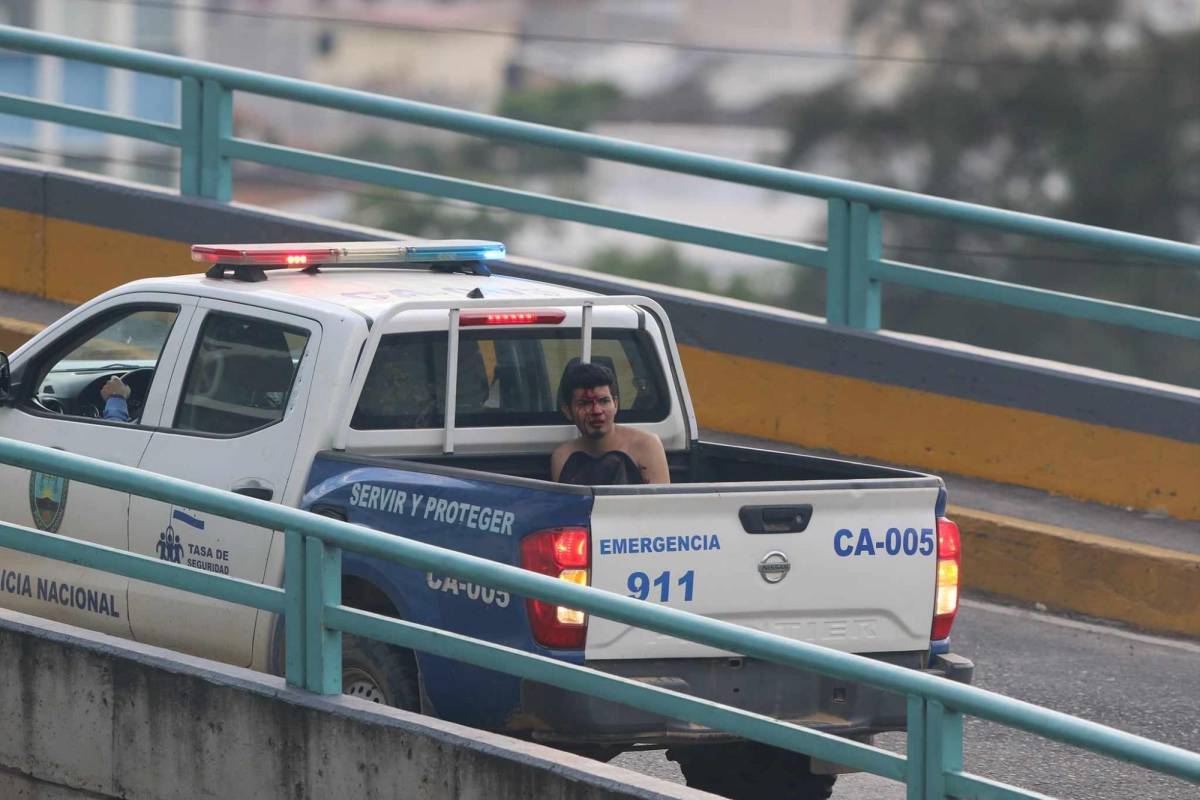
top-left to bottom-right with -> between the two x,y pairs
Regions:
127,301 -> 319,666
0,295 -> 196,636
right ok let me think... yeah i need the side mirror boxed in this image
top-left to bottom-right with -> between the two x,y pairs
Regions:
0,352 -> 10,403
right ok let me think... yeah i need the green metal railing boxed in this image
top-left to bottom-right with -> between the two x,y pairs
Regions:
2,24 -> 1199,340
0,439 -> 1196,799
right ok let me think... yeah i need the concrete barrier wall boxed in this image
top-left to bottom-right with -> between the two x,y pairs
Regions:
0,609 -> 712,800
1,158 -> 1197,519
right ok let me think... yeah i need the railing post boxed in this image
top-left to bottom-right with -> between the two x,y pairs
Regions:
199,78 -> 232,201
304,534 -> 342,694
848,201 -> 882,330
924,699 -> 964,799
906,695 -> 927,799
179,76 -> 202,196
283,529 -> 306,688
825,197 -> 850,325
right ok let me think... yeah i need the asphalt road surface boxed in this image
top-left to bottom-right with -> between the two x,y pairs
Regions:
612,597 -> 1200,799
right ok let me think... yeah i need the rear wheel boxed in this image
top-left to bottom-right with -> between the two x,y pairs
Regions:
341,634 -> 421,712
325,528 -> 422,712
666,742 -> 836,800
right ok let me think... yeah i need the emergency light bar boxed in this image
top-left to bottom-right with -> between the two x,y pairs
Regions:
191,240 -> 505,267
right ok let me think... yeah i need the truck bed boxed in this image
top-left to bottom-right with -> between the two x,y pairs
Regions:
385,440 -> 933,487
317,443 -> 945,661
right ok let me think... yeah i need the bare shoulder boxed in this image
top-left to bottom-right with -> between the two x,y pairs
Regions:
625,426 -> 667,455
620,427 -> 670,484
554,437 -> 588,458
550,439 -> 581,480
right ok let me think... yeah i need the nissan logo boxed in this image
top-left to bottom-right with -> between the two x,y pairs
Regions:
757,551 -> 790,584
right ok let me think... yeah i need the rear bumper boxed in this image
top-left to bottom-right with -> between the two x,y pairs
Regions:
522,650 -> 974,747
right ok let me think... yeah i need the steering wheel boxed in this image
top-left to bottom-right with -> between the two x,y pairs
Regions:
77,368 -> 155,420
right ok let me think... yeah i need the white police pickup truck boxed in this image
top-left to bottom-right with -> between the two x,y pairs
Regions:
0,240 -> 972,800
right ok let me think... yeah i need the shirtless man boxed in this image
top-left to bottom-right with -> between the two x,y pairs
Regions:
550,362 -> 670,485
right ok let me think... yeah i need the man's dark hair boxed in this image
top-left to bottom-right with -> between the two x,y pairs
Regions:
558,361 -> 618,408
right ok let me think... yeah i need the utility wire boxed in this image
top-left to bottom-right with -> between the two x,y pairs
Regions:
61,0 -> 1171,73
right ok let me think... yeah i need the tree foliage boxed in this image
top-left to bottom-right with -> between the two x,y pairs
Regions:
794,0 -> 1199,240
344,81 -> 620,242
497,81 -> 622,133
587,244 -> 718,292
782,0 -> 1200,384
585,244 -> 773,305
356,190 -> 519,243
473,81 -> 622,173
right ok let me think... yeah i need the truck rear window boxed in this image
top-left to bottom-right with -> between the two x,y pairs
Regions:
351,328 -> 670,430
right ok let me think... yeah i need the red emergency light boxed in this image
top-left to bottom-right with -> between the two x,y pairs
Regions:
193,242 -> 393,266
459,310 -> 566,326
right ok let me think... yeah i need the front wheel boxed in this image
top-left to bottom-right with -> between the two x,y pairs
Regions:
341,634 -> 421,712
666,742 -> 836,800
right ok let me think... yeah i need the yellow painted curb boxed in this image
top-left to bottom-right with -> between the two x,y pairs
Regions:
0,316 -> 44,353
681,345 -> 1200,520
952,505 -> 1200,639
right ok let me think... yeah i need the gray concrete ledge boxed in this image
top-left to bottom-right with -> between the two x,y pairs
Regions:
0,609 -> 715,800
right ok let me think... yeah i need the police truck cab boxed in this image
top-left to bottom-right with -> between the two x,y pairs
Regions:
0,240 -> 972,800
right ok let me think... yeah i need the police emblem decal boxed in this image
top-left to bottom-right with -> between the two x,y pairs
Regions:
29,471 -> 69,533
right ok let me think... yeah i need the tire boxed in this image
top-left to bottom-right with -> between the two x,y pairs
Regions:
341,634 -> 421,712
560,745 -> 623,763
666,742 -> 836,800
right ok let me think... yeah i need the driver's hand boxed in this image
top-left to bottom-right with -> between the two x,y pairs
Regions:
100,376 -> 131,401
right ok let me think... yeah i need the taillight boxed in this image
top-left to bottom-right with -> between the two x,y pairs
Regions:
459,309 -> 566,326
931,517 -> 960,641
520,527 -> 589,648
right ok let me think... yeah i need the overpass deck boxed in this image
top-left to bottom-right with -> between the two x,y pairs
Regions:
0,289 -> 70,326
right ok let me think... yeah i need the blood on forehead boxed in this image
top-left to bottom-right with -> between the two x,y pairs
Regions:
573,386 -> 613,404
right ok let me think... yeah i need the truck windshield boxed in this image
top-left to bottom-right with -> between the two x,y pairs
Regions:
351,328 -> 669,430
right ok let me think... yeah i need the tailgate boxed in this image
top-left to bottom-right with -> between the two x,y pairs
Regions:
585,486 -> 940,660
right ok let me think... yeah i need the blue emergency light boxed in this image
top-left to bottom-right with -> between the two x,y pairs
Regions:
404,241 -> 506,263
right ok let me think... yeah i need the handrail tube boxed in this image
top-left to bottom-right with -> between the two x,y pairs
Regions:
222,139 -> 828,268
0,92 -> 181,146
872,259 -> 1200,340
3,24 -> 1200,268
327,604 -> 907,779
0,519 -> 286,613
0,438 -> 1195,784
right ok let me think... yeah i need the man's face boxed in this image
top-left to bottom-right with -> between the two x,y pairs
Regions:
563,385 -> 617,439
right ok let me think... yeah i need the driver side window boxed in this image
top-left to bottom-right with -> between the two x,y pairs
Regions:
31,306 -> 179,424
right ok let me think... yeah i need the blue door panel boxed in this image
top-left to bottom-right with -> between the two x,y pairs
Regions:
304,455 -> 592,730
